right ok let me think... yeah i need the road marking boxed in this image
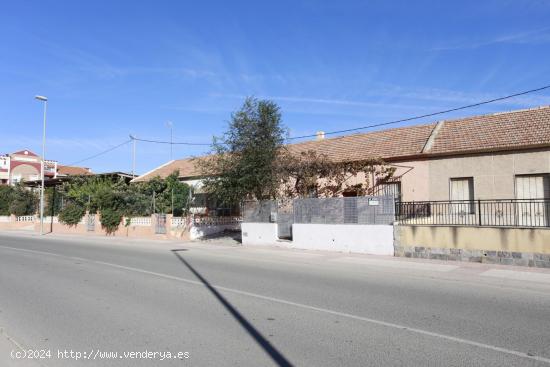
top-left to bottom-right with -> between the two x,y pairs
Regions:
481,269 -> 550,284
330,256 -> 459,272
1,244 -> 549,365
0,327 -> 47,367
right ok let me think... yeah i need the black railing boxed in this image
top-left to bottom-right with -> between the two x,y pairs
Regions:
396,199 -> 550,228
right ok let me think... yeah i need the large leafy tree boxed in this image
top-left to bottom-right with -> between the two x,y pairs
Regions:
200,97 -> 287,204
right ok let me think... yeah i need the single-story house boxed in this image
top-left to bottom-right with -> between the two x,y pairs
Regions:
132,105 -> 550,212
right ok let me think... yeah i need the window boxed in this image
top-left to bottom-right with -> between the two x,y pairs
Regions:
450,177 -> 474,214
515,174 -> 550,199
515,174 -> 549,227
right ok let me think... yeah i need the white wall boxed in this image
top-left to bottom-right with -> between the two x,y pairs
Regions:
292,224 -> 394,255
190,223 -> 240,240
241,223 -> 280,246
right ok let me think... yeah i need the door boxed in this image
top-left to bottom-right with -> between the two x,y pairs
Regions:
515,175 -> 549,226
450,177 -> 475,223
277,202 -> 293,239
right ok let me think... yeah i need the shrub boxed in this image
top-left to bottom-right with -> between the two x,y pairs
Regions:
0,186 -> 14,215
100,208 -> 122,235
9,185 -> 37,216
58,203 -> 85,227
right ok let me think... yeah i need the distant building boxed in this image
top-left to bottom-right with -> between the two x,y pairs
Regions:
0,149 -> 91,186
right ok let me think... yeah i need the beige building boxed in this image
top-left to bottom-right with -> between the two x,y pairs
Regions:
133,105 -> 550,205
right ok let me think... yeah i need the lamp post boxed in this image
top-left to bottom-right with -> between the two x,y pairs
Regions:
35,95 -> 48,235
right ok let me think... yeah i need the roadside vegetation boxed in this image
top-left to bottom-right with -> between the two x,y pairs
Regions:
0,172 -> 189,233
199,97 -> 395,206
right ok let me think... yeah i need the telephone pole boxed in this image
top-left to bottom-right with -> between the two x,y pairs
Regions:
129,134 -> 136,177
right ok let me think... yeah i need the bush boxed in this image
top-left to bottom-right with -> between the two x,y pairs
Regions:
100,208 -> 122,235
0,186 -> 14,215
58,203 -> 85,227
9,185 -> 37,216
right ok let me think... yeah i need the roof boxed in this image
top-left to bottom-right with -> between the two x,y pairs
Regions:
425,106 -> 550,155
132,157 -> 205,183
132,105 -> 550,182
11,150 -> 39,157
57,165 -> 92,176
287,123 -> 436,162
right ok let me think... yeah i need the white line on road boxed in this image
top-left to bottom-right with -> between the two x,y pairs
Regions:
1,244 -> 549,365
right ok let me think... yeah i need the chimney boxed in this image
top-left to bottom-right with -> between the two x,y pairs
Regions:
316,131 -> 325,141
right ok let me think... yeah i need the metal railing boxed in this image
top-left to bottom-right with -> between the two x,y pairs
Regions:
396,199 -> 550,228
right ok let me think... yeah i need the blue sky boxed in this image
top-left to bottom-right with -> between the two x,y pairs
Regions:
1,0 -> 550,174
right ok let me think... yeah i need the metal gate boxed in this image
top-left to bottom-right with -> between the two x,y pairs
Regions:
155,214 -> 167,234
87,214 -> 95,231
277,203 -> 293,239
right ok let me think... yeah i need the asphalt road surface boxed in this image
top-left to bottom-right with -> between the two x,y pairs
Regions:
0,232 -> 549,366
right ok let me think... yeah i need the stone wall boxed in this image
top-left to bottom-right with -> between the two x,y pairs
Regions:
394,225 -> 550,267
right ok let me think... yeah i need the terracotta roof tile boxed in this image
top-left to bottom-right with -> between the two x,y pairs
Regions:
427,106 -> 550,154
57,165 -> 92,176
287,123 -> 436,162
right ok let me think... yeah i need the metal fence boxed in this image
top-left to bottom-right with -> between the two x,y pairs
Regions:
293,196 -> 395,225
242,200 -> 277,223
396,199 -> 550,228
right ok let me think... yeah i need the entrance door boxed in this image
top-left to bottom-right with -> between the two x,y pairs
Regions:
515,175 -> 549,226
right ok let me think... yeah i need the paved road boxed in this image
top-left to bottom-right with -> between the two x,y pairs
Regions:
0,232 -> 549,366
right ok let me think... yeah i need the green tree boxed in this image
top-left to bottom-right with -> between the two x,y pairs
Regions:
9,184 -> 38,216
99,207 -> 122,234
45,187 -> 62,216
0,186 -> 14,215
200,97 -> 287,204
58,202 -> 85,227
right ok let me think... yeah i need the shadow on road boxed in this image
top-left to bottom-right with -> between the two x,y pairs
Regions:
171,249 -> 293,367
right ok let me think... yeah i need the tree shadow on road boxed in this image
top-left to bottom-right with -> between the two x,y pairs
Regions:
171,249 -> 293,367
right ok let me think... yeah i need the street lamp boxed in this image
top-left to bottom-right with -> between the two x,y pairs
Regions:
35,95 -> 48,235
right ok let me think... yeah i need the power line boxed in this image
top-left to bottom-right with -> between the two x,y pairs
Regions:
131,136 -> 211,146
286,84 -> 550,140
66,139 -> 132,167
88,84 -> 550,155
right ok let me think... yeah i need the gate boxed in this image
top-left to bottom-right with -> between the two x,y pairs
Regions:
277,202 -> 293,239
155,214 -> 167,234
87,214 -> 95,231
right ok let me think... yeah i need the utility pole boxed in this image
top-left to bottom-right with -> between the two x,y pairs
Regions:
35,95 -> 48,235
129,134 -> 136,177
166,121 -> 173,160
